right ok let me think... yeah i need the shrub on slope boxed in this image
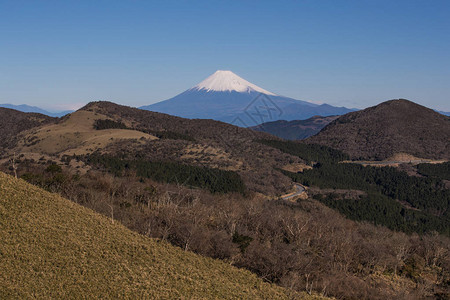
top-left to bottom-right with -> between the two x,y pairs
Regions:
0,172 -> 300,299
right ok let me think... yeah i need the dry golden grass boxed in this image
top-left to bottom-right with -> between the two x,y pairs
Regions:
17,110 -> 157,156
181,144 -> 244,171
0,171 -> 316,299
281,163 -> 313,173
386,153 -> 447,164
341,152 -> 447,167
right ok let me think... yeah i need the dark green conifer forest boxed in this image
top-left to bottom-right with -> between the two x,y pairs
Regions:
261,140 -> 450,235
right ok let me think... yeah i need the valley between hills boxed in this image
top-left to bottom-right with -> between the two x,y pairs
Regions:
1,99 -> 449,299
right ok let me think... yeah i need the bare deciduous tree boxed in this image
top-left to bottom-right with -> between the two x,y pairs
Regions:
10,152 -> 18,179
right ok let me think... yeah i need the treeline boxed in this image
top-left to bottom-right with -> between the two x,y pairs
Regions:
283,163 -> 450,234
261,140 -> 449,235
417,162 -> 450,181
284,163 -> 449,215
313,192 -> 450,235
142,129 -> 196,142
257,139 -> 349,164
84,154 -> 246,195
93,119 -> 128,130
93,119 -> 195,141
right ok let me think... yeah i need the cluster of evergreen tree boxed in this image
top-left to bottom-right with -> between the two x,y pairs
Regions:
93,119 -> 129,130
263,140 -> 450,235
257,139 -> 349,164
283,164 -> 449,215
144,130 -> 195,142
93,119 -> 195,141
283,164 -> 450,234
417,161 -> 450,180
85,154 -> 246,195
313,192 -> 450,235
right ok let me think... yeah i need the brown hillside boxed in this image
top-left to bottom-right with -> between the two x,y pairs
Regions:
0,107 -> 56,150
74,102 -> 304,194
306,99 -> 450,160
0,171 -> 298,299
16,109 -> 157,156
2,102 -> 305,195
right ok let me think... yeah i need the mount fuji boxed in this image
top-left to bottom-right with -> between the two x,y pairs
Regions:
140,70 -> 354,126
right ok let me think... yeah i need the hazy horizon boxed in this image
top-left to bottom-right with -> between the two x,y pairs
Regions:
1,0 -> 450,111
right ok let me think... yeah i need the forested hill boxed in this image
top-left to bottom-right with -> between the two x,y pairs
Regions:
2,101 -> 308,195
306,99 -> 450,160
80,101 -> 273,142
71,101 -> 304,194
2,102 -> 450,299
251,115 -> 338,140
260,139 -> 450,235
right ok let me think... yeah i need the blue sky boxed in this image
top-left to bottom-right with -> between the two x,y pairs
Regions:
1,0 -> 449,111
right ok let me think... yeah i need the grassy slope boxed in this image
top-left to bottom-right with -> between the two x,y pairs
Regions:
18,110 -> 157,156
0,172 -> 302,299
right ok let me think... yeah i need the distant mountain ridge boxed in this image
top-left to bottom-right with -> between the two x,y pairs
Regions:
251,115 -> 339,140
0,104 -> 72,117
140,70 -> 355,126
306,99 -> 450,160
437,110 -> 450,116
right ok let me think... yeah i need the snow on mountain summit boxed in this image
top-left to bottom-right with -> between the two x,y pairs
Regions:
191,70 -> 276,96
140,70 -> 355,124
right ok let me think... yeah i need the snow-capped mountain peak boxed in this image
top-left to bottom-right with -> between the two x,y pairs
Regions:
191,70 -> 276,96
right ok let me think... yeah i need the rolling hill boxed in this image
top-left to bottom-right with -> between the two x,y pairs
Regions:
1,101 -> 449,299
0,171 -> 300,299
306,99 -> 450,160
0,107 -> 56,151
3,101 -> 307,195
251,115 -> 338,140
